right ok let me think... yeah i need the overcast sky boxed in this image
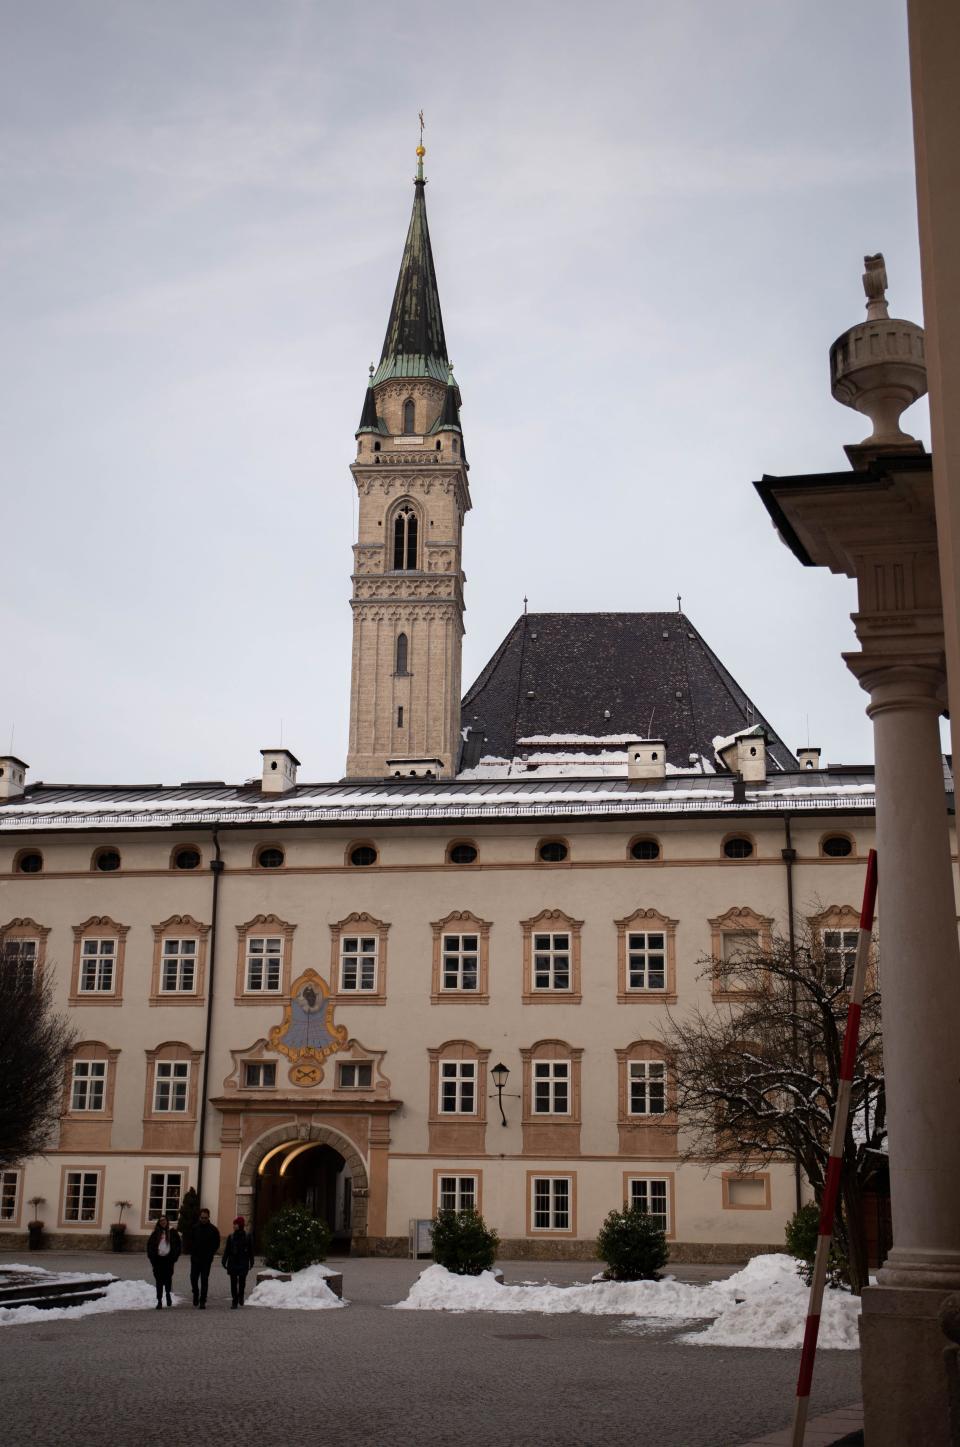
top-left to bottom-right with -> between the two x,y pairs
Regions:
2,0 -> 929,785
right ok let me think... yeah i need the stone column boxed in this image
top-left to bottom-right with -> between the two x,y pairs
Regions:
848,650 -> 960,1446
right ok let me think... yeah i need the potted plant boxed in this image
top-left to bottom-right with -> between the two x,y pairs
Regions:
110,1200 -> 132,1253
27,1197 -> 46,1251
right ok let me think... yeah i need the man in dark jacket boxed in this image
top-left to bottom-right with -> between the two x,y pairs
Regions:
222,1215 -> 255,1308
190,1208 -> 221,1308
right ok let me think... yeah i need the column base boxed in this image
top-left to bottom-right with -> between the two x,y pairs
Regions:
860,1280 -> 956,1445
876,1246 -> 960,1291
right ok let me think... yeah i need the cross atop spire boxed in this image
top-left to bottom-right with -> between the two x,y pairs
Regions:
371,129 -> 449,386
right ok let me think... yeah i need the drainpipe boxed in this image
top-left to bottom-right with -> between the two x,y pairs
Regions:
196,828 -> 224,1205
781,815 -> 803,1214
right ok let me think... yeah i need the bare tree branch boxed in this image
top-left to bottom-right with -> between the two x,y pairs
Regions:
0,954 -> 76,1168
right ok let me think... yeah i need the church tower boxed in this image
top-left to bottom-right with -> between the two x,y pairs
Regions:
345,144 -> 471,780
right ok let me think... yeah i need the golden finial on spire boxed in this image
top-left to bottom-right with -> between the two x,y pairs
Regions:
416,110 -> 426,180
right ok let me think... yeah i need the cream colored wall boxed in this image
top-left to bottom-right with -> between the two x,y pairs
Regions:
0,812 -> 890,1248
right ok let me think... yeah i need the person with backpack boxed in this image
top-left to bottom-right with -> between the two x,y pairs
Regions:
146,1215 -> 182,1309
189,1207 -> 221,1308
221,1215 -> 255,1308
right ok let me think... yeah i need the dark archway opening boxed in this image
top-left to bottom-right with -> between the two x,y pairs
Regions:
255,1142 -> 353,1255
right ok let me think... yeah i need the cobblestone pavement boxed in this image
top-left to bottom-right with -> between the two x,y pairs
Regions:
1,1253 -> 860,1447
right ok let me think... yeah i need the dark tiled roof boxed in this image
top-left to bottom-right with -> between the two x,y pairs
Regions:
461,612 -> 798,771
371,177 -> 449,386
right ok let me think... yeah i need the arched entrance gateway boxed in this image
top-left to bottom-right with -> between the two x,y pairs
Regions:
236,1123 -> 371,1255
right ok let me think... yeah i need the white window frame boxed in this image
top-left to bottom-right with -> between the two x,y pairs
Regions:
531,1175 -> 572,1232
628,1176 -> 670,1233
2,937 -> 38,989
337,1061 -> 373,1089
628,1060 -> 667,1116
339,934 -> 378,993
244,936 -> 283,994
532,932 -> 571,991
63,1169 -> 100,1223
822,928 -> 859,989
441,933 -> 480,992
439,1059 -> 477,1114
70,1059 -> 107,1112
242,1061 -> 276,1089
160,937 -> 198,994
0,1169 -> 20,1222
79,938 -> 116,994
626,931 -> 666,991
153,1060 -> 190,1113
438,1175 -> 477,1213
533,1060 -> 570,1115
147,1170 -> 184,1222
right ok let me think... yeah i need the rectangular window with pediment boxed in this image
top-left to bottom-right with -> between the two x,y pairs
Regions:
442,934 -> 479,991
533,933 -> 570,991
153,1061 -> 190,1113
629,1061 -> 666,1116
161,939 -> 198,993
245,937 -> 282,993
439,1060 -> 476,1114
627,933 -> 666,991
533,1061 -> 570,1114
340,935 -> 378,993
80,939 -> 116,993
71,1060 -> 107,1111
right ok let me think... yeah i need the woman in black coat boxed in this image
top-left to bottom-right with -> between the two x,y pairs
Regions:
221,1215 -> 255,1308
146,1215 -> 182,1309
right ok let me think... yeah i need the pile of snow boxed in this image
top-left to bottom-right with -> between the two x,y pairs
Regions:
246,1264 -> 345,1311
392,1256 -> 861,1349
0,1270 -> 163,1327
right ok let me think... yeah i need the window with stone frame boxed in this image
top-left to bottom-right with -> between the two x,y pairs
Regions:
146,1170 -> 184,1223
235,915 -> 295,1003
439,1059 -> 477,1114
69,917 -> 129,1005
628,1060 -> 666,1116
533,1060 -> 570,1115
521,910 -> 583,1003
436,1173 -> 478,1214
615,908 -> 678,1002
330,914 -> 389,1004
708,906 -> 773,1000
0,1169 -> 21,1224
62,1169 -> 101,1225
430,911 -> 491,1003
626,1175 -> 671,1234
70,1059 -> 107,1112
150,915 -> 210,1005
529,1174 -> 574,1233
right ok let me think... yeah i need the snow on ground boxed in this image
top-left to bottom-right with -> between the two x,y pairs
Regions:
0,1272 -> 165,1326
392,1255 -> 861,1349
245,1264 -> 345,1311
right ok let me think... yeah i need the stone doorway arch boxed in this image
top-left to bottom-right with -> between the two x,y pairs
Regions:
237,1121 -> 370,1244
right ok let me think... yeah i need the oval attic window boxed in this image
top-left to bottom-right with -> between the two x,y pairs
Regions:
349,845 -> 378,867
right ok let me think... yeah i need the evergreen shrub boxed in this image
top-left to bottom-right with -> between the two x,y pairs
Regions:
430,1208 -> 499,1275
596,1203 -> 669,1281
785,1202 -> 850,1289
262,1204 -> 331,1273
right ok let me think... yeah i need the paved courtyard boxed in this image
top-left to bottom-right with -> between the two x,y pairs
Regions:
1,1253 -> 860,1447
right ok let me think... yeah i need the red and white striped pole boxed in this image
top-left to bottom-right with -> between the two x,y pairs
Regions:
791,847 -> 878,1447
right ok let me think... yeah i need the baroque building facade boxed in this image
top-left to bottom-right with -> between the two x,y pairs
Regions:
0,150 -> 901,1259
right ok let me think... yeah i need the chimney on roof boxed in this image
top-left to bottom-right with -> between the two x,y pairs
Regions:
797,746 -> 822,771
0,756 -> 28,801
626,739 -> 667,781
260,748 -> 300,794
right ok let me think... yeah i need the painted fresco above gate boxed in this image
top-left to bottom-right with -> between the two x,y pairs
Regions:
269,970 -> 348,1065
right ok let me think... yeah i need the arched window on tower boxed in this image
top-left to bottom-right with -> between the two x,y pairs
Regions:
393,506 -> 419,570
395,632 -> 409,675
403,398 -> 416,434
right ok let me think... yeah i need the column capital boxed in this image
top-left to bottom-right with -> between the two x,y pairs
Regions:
843,650 -> 948,716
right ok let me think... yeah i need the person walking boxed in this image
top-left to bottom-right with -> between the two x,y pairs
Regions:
146,1215 -> 182,1309
221,1215 -> 254,1308
189,1207 -> 221,1308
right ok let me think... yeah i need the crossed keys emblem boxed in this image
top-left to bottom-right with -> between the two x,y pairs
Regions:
290,1062 -> 323,1087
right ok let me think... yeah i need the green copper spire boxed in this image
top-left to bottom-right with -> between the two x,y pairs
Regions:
371,139 -> 449,387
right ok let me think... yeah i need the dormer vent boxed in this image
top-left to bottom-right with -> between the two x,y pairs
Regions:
716,726 -> 767,782
260,748 -> 300,795
626,739 -> 667,781
797,746 -> 822,771
0,755 -> 28,801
